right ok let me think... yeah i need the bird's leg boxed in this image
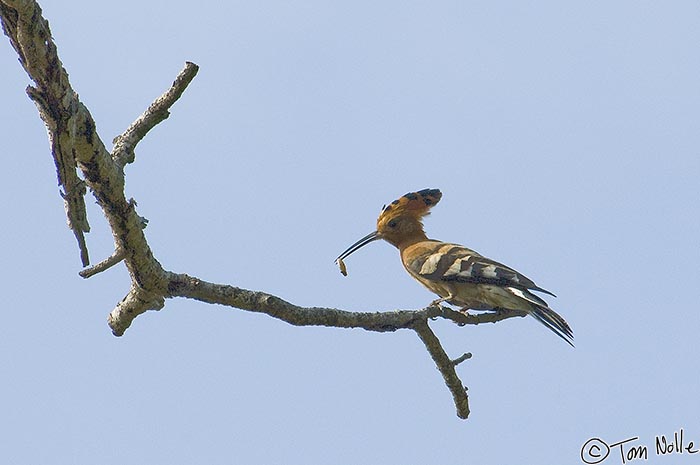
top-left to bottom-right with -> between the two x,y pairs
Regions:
428,295 -> 473,326
429,296 -> 455,321
436,305 -> 470,327
430,296 -> 450,307
457,306 -> 472,315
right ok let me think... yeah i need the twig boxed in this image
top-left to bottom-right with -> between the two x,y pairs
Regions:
451,353 -> 472,366
79,247 -> 125,278
112,61 -> 199,167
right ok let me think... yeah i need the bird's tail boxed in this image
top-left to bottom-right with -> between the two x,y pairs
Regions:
530,305 -> 574,347
506,286 -> 574,346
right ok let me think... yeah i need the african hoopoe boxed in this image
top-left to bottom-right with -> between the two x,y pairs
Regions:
335,189 -> 573,346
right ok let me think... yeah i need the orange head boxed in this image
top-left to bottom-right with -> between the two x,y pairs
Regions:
335,189 -> 442,264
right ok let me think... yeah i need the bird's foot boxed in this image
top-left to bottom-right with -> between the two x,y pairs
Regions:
428,298 -> 449,320
429,297 -> 449,307
428,296 -> 451,321
433,306 -> 470,326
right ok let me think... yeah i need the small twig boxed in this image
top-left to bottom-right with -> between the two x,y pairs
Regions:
451,352 -> 472,366
79,247 -> 125,278
112,62 -> 199,167
59,180 -> 90,267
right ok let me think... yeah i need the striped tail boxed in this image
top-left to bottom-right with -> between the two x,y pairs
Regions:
530,305 -> 574,347
506,286 -> 574,346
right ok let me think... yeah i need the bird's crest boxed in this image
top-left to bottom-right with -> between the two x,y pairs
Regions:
378,188 -> 442,223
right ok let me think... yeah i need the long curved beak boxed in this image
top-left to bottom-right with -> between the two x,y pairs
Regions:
335,231 -> 381,263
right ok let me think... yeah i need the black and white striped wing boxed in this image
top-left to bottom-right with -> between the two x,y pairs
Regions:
408,243 -> 555,296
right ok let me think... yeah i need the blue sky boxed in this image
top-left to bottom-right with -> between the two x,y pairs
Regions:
2,1 -> 699,464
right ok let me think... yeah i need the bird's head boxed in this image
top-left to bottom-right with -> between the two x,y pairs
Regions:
335,189 -> 442,266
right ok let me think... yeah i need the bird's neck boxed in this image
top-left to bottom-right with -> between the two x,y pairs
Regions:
395,231 -> 429,252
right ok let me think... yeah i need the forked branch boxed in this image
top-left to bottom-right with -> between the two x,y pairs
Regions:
1,0 -> 527,420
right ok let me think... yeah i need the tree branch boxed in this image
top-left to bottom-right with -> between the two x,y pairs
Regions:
112,61 -> 199,167
451,352 -> 473,366
1,0 -> 528,420
412,319 -> 470,419
436,306 -> 528,326
78,247 -> 125,278
2,0 -> 92,265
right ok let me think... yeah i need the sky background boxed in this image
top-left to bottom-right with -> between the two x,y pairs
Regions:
2,1 -> 699,464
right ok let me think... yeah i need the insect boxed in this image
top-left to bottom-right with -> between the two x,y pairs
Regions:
337,257 -> 347,276
335,188 -> 573,346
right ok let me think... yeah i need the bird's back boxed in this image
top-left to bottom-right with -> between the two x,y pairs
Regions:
400,239 -> 573,345
402,240 -> 554,296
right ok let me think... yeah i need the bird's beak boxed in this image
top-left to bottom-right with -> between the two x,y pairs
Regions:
335,231 -> 381,263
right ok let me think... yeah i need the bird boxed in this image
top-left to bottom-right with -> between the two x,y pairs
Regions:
335,188 -> 573,346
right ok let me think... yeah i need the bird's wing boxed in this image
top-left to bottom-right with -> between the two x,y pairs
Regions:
405,242 -> 555,296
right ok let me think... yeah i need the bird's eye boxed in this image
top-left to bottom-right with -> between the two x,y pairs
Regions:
388,220 -> 398,228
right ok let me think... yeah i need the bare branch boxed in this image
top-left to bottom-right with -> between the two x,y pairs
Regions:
2,0 -> 164,290
79,247 -> 125,278
4,1 -> 93,265
1,0 -> 534,420
412,319 -> 470,419
112,62 -> 199,167
108,286 -> 165,336
435,306 -> 528,326
451,352 -> 472,366
108,268 -> 436,335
